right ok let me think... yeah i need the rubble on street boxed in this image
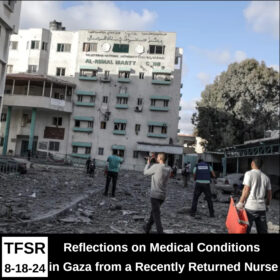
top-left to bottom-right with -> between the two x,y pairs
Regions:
0,165 -> 279,234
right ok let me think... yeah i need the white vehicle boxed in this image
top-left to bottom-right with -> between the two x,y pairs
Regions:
215,173 -> 244,194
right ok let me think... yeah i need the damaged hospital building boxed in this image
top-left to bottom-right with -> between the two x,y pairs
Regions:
0,20 -> 183,170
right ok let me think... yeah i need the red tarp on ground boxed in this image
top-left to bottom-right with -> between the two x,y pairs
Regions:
226,197 -> 249,234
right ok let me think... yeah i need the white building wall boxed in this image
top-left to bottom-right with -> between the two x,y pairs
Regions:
4,27 -> 183,170
0,0 -> 21,130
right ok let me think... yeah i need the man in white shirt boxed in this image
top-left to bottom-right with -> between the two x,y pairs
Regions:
236,158 -> 272,234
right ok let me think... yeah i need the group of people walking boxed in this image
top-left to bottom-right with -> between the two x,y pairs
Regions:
87,152 -> 272,234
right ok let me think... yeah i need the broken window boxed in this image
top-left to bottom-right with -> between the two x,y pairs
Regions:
77,95 -> 83,102
139,72 -> 144,79
83,42 -> 97,52
72,146 -> 78,153
148,126 -> 154,133
149,45 -> 165,54
133,151 -> 139,158
104,71 -> 110,78
98,147 -> 104,155
88,121 -> 93,128
100,121 -> 106,129
22,114 -> 31,126
151,99 -> 156,106
1,113 -> 7,122
89,96 -> 95,103
49,141 -> 60,151
53,117 -> 62,126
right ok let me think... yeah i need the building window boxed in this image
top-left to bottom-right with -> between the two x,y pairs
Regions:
100,121 -> 106,129
149,45 -> 165,54
31,40 -> 40,50
103,96 -> 108,103
80,69 -> 97,77
56,67 -> 65,76
77,95 -> 83,102
114,123 -> 126,131
72,146 -> 78,153
75,120 -> 80,127
161,126 -> 167,134
117,97 -> 128,104
57,43 -> 71,52
1,113 -> 7,122
113,149 -> 124,157
22,114 -> 31,126
163,100 -> 169,107
139,72 -> 144,79
6,65 -> 13,74
98,147 -> 104,155
104,71 -> 110,78
137,98 -> 143,106
83,42 -> 97,52
49,141 -> 60,151
10,41 -> 18,50
0,137 -> 4,147
118,71 -> 130,78
88,121 -> 93,128
27,65 -> 37,73
151,99 -> 156,106
148,126 -> 154,133
112,44 -> 129,53
133,151 -> 139,158
135,124 -> 141,134
53,117 -> 62,126
85,147 -> 91,154
42,41 -> 48,51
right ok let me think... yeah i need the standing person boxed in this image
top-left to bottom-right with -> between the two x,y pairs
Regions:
190,159 -> 216,217
236,158 -> 272,234
103,152 -> 123,197
89,158 -> 96,177
186,162 -> 191,185
143,153 -> 171,234
182,162 -> 190,187
86,157 -> 91,174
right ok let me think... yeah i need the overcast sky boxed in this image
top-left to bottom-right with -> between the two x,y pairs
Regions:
19,1 -> 279,134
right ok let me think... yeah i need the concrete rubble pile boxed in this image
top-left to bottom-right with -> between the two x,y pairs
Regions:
0,165 -> 279,234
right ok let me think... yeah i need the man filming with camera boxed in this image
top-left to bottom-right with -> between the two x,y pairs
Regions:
143,152 -> 171,234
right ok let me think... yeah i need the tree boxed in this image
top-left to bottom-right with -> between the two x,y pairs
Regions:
192,59 -> 279,151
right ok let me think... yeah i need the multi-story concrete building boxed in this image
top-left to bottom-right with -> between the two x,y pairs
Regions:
0,0 -> 21,129
1,21 -> 183,170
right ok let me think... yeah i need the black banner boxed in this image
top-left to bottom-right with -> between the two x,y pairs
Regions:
1,234 -> 279,278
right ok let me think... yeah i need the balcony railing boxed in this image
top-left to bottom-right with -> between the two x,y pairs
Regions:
149,106 -> 169,112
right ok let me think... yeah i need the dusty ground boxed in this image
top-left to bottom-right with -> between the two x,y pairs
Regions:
0,165 -> 279,234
